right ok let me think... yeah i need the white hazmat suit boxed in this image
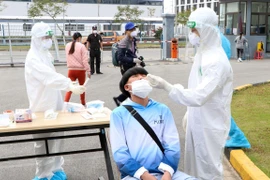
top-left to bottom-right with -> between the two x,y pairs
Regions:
147,8 -> 233,180
25,22 -> 85,180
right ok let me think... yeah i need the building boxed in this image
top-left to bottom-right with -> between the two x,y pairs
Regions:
219,0 -> 270,58
176,0 -> 219,13
0,0 -> 163,37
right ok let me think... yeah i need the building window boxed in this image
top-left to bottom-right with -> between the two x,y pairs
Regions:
225,13 -> 238,35
227,2 -> 238,13
199,4 -> 204,7
219,3 -> 225,33
240,2 -> 246,35
250,2 -> 266,35
77,24 -> 85,31
65,24 -> 85,31
23,23 -> 32,31
181,6 -> 185,12
193,0 -> 197,3
252,2 -> 267,13
251,15 -> 266,35
214,2 -> 218,12
200,0 -> 203,2
193,4 -> 197,10
176,0 -> 179,6
187,0 -> 190,4
181,0 -> 185,5
103,25 -> 121,31
187,5 -> 191,10
207,3 -> 211,8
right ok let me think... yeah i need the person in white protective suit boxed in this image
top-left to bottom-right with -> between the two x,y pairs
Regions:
25,22 -> 86,180
147,8 -> 233,180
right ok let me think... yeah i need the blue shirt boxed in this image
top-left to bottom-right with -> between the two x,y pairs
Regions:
110,98 -> 180,178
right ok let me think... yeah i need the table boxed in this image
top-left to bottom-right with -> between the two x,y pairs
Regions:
0,107 -> 114,180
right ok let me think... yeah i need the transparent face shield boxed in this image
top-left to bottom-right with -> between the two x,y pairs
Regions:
182,23 -> 196,64
182,21 -> 203,64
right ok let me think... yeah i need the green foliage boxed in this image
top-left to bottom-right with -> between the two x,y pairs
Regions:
176,9 -> 192,25
0,0 -> 6,11
114,5 -> 144,24
28,0 -> 68,40
28,0 -> 68,19
153,27 -> 162,40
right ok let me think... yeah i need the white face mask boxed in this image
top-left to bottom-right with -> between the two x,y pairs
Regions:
41,39 -> 52,50
93,30 -> 97,34
130,31 -> 137,37
189,32 -> 200,46
129,79 -> 153,99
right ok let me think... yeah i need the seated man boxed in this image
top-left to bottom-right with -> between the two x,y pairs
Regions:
110,67 -> 197,180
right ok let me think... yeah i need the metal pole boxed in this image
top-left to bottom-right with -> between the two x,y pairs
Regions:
97,0 -> 100,31
2,24 -> 6,45
7,23 -> 14,67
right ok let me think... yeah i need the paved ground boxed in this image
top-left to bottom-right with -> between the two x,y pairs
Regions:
0,49 -> 269,180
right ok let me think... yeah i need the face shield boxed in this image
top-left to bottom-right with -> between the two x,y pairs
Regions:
182,21 -> 202,64
188,8 -> 221,50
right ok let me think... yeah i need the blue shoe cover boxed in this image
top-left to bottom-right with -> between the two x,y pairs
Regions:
53,171 -> 67,180
225,117 -> 251,148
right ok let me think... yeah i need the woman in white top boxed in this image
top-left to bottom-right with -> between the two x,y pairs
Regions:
235,32 -> 248,62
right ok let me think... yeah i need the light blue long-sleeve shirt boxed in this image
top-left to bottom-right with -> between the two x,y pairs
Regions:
110,98 -> 180,179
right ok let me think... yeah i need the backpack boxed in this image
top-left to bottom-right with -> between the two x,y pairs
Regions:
112,42 -> 120,66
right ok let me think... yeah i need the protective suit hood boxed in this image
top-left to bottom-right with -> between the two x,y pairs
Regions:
30,22 -> 53,55
188,8 -> 221,51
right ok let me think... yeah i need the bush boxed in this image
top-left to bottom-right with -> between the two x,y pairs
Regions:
152,27 -> 163,40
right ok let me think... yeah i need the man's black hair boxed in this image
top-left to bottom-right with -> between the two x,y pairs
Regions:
119,67 -> 148,98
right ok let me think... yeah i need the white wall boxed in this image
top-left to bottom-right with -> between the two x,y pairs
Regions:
0,1 -> 163,18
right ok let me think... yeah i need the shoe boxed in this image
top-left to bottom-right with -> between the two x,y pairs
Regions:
237,58 -> 242,62
97,72 -> 103,74
113,97 -> 120,107
91,72 -> 94,75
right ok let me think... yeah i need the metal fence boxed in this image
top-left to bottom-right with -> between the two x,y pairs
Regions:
0,23 -> 193,66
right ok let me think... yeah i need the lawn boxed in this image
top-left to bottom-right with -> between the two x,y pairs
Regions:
231,83 -> 270,177
0,42 -> 186,51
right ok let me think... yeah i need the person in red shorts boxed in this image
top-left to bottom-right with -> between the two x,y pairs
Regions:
65,32 -> 91,106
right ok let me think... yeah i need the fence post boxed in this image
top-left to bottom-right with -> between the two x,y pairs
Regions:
2,24 -> 6,45
7,23 -> 14,67
53,36 -> 60,62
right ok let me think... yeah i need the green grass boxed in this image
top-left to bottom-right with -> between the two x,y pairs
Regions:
0,42 -> 186,51
231,83 -> 270,177
0,45 -> 66,51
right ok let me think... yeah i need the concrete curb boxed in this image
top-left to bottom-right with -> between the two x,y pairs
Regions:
225,81 -> 270,180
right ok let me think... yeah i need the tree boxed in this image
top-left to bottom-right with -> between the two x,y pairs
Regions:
28,0 -> 68,45
176,9 -> 192,26
0,0 -> 6,11
114,5 -> 144,25
147,7 -> 155,36
153,27 -> 162,40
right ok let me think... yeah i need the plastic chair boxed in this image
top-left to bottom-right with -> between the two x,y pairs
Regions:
254,50 -> 263,59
